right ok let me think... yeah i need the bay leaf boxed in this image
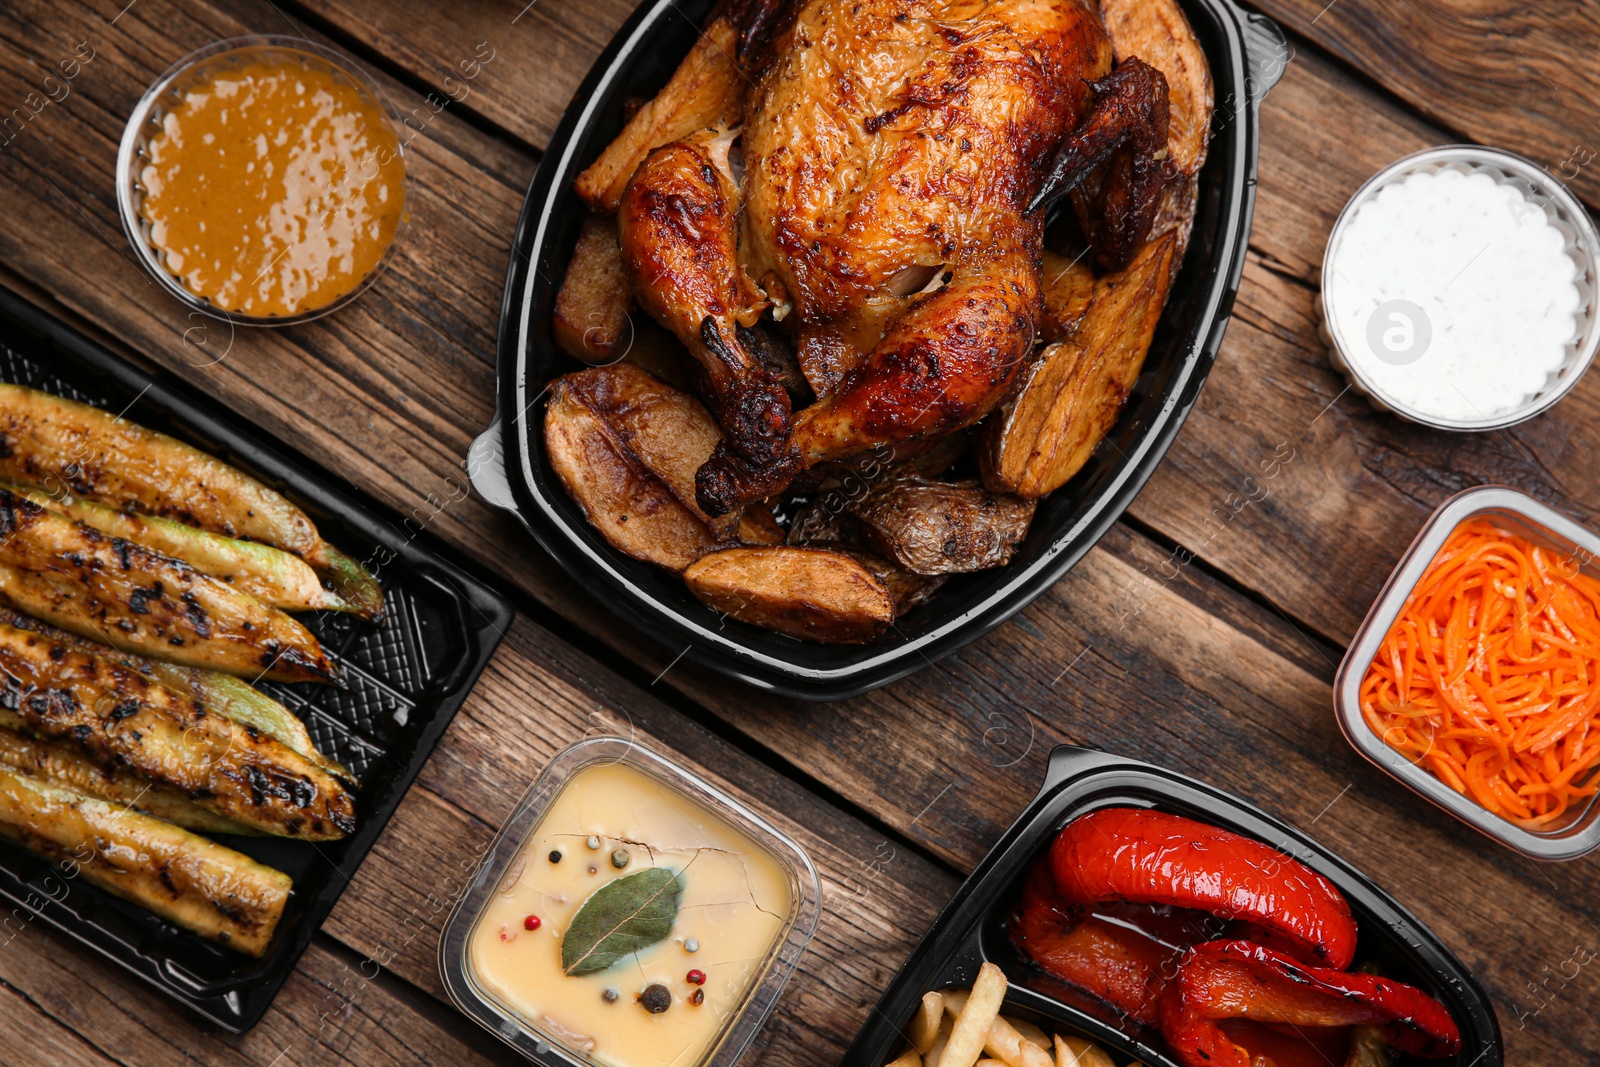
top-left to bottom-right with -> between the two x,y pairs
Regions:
561,866 -> 683,977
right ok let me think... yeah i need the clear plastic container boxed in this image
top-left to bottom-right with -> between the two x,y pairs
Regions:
1319,146 -> 1600,430
1334,485 -> 1600,860
115,36 -> 410,326
438,737 -> 820,1065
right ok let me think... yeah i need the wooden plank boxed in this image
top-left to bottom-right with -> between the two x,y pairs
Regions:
1250,0 -> 1600,207
293,0 -> 641,150
0,924 -> 509,1065
655,519 -> 1597,1062
1124,43 -> 1600,645
1,1 -> 1595,1063
317,615 -> 957,1062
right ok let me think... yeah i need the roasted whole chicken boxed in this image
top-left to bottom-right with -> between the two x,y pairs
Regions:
549,0 -> 1212,643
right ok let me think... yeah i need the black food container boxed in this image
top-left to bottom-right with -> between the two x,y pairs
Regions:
840,745 -> 1503,1067
0,288 -> 514,1031
471,0 -> 1289,699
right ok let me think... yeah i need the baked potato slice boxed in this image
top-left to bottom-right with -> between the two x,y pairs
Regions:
843,552 -> 948,613
848,477 -> 1036,574
1041,248 -> 1096,343
683,547 -> 895,643
737,502 -> 787,545
574,18 -> 744,212
623,317 -> 697,391
1100,0 -> 1214,177
545,365 -> 731,570
982,231 -> 1177,497
553,216 -> 634,364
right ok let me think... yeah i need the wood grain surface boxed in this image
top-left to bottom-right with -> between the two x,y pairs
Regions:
0,0 -> 1595,1063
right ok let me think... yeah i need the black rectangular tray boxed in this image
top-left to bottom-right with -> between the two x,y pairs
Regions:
0,286 -> 514,1031
840,745 -> 1504,1067
471,0 -> 1290,700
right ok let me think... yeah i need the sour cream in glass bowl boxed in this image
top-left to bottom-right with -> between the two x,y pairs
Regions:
1320,146 -> 1600,430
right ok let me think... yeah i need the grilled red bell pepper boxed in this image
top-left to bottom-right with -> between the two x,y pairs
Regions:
1012,861 -> 1179,1027
1158,940 -> 1462,1067
1051,808 -> 1359,969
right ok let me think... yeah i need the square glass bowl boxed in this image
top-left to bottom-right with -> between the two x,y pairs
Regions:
1334,485 -> 1600,859
438,737 -> 820,1066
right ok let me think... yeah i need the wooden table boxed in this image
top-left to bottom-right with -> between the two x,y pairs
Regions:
0,0 -> 1594,1062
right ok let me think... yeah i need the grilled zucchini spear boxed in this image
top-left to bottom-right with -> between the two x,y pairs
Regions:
0,622 -> 356,839
0,488 -> 337,684
0,384 -> 383,620
4,484 -> 353,614
0,766 -> 290,955
0,726 -> 259,835
0,607 -> 352,785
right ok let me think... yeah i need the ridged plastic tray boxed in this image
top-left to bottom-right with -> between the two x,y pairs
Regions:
0,286 -> 514,1031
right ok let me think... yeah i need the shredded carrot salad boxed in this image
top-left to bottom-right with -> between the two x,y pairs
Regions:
1360,518 -> 1600,827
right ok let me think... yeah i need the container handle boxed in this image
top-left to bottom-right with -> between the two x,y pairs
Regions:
1040,743 -> 1123,792
466,418 -> 517,512
1239,10 -> 1290,104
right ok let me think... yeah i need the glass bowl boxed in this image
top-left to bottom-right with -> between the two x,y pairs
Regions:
115,35 -> 411,327
438,736 -> 821,1066
1334,485 -> 1600,860
1318,145 -> 1600,431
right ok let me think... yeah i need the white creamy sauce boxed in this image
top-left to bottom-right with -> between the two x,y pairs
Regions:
1326,168 -> 1580,422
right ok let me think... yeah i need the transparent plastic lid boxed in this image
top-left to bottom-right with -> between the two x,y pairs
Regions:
438,736 -> 820,1065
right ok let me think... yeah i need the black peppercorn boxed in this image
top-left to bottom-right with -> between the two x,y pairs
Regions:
637,984 -> 672,1014
610,848 -> 630,869
549,849 -> 562,863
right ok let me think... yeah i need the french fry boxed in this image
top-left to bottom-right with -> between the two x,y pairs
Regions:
886,1050 -> 922,1067
1053,1035 -> 1115,1067
1006,1017 -> 1052,1050
943,962 -> 1007,1067
985,1015 -> 1054,1067
925,1027 -> 951,1067
912,990 -> 946,1053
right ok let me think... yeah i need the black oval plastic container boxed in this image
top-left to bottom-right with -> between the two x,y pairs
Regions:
840,746 -> 1503,1067
471,0 -> 1289,699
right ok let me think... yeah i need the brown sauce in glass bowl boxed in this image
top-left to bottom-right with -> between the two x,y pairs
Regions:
140,56 -> 404,318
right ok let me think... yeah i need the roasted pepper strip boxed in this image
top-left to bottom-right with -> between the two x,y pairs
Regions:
1051,808 -> 1359,969
1011,861 -> 1178,1027
1158,940 -> 1462,1067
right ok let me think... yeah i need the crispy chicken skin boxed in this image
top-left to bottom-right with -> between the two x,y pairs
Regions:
609,0 -> 1171,516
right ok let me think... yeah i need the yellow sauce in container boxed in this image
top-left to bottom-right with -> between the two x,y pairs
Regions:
139,54 -> 404,318
467,761 -> 793,1067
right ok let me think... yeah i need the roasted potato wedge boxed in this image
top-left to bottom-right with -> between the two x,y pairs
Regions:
844,551 -> 948,613
623,317 -> 697,391
553,216 -> 635,364
683,547 -> 895,643
982,232 -> 1176,498
1149,172 -> 1199,264
1100,0 -> 1214,176
848,477 -> 1035,575
574,18 -> 744,212
738,502 -> 787,545
545,365 -> 731,571
1041,249 -> 1096,343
